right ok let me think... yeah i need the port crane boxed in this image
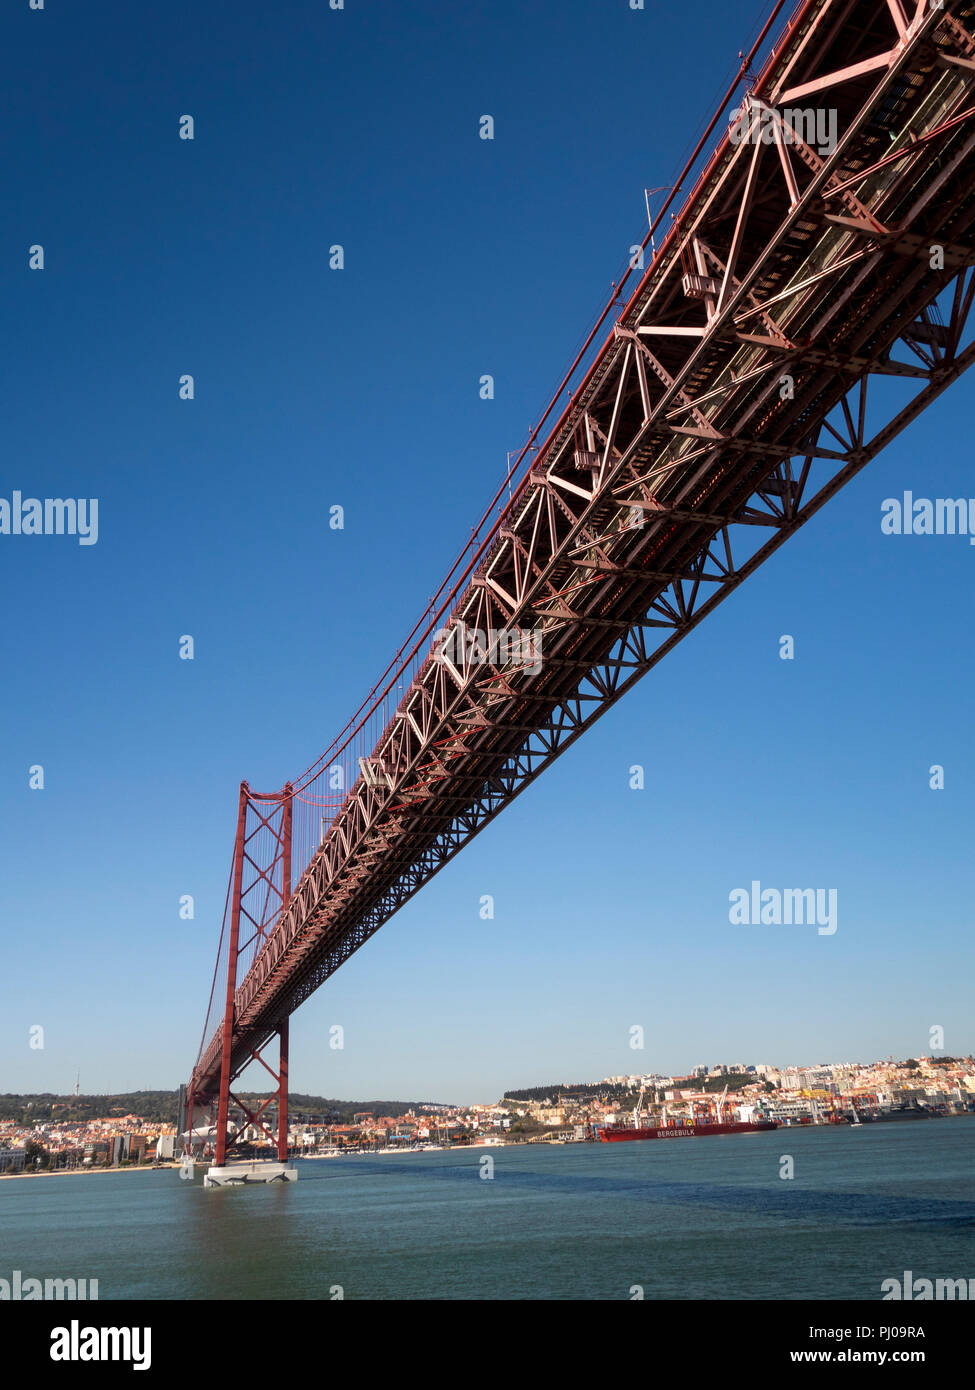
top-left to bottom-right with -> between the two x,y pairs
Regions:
716,1085 -> 729,1124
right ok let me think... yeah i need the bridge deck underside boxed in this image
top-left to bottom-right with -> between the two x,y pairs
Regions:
192,0 -> 975,1102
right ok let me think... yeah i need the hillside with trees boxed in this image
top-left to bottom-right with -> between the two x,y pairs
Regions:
0,1091 -> 451,1126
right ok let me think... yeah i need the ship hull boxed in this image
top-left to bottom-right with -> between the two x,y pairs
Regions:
600,1120 -> 777,1142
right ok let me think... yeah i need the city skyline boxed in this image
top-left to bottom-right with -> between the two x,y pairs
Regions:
9,1040 -> 975,1111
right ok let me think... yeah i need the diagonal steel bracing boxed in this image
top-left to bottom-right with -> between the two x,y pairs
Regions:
190,0 -> 975,1103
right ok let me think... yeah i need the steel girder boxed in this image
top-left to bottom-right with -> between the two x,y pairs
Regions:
191,0 -> 975,1101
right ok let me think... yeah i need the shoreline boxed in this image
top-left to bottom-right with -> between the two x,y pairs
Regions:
0,1163 -> 179,1183
4,1114 -> 969,1181
1,1146 -> 543,1179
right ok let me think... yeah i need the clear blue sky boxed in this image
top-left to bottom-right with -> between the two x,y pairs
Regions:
2,0 -> 972,1105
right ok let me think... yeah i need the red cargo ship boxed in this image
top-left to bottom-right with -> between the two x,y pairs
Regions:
599,1119 -> 777,1142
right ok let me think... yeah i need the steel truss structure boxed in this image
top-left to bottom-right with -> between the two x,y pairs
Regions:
191,0 -> 975,1128
188,785 -> 293,1160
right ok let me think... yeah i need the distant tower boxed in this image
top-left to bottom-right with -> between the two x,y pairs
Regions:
73,1070 -> 80,1098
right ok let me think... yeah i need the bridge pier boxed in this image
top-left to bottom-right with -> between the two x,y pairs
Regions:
277,1017 -> 289,1163
196,781 -> 297,1181
214,783 -> 249,1169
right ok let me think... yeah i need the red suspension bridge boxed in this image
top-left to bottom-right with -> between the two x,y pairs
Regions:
184,0 -> 975,1171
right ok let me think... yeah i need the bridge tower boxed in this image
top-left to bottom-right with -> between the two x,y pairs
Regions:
187,781 -> 294,1178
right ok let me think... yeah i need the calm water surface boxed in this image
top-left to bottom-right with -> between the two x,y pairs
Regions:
2,1121 -> 973,1299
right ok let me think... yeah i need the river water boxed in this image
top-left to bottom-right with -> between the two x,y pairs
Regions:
2,1120 -> 972,1299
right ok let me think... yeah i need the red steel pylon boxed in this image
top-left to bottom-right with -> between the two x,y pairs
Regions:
203,780 -> 293,1167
